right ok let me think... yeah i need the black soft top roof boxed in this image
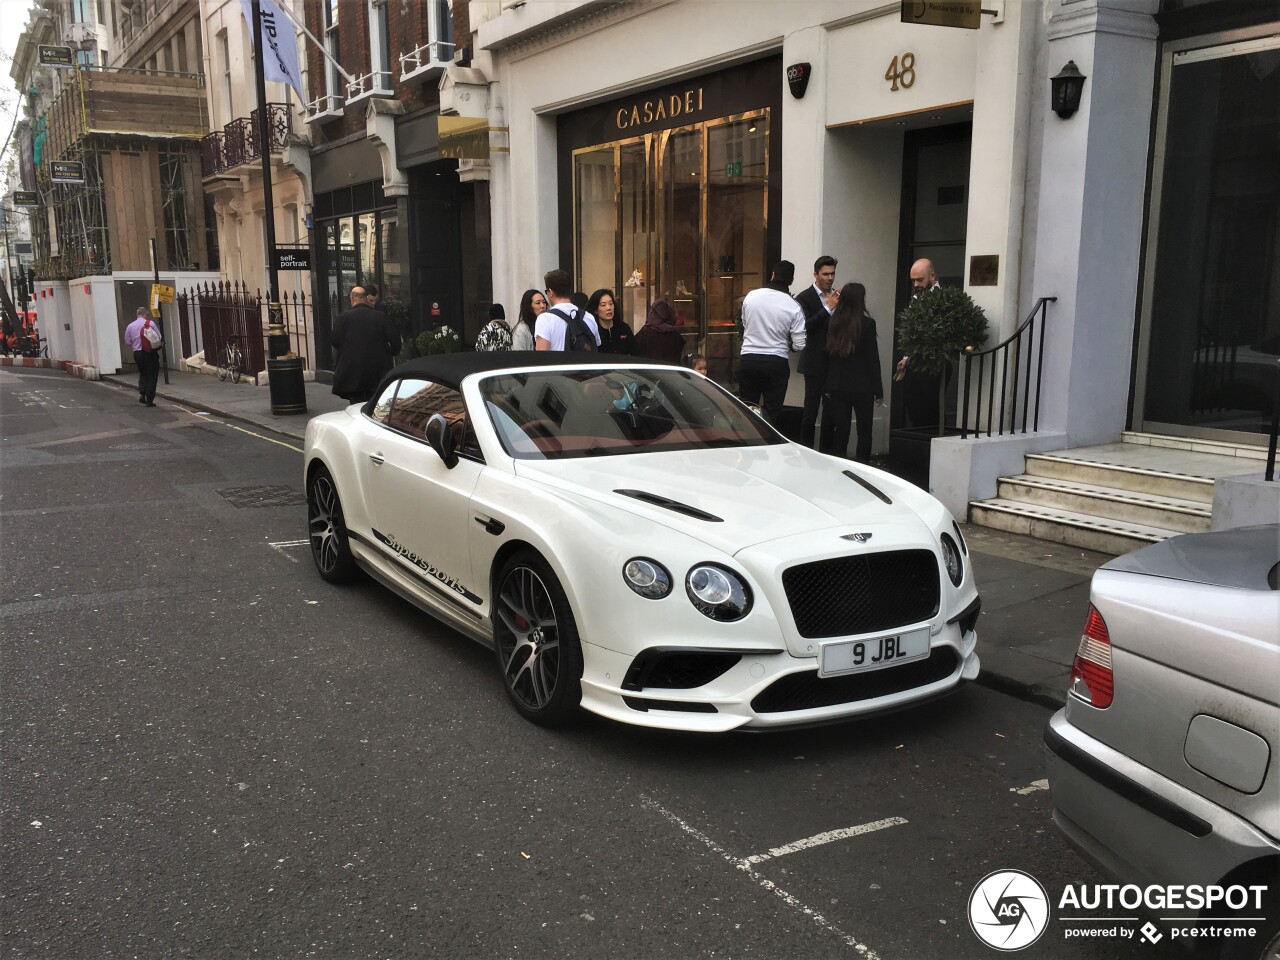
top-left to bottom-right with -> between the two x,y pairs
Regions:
366,350 -> 669,407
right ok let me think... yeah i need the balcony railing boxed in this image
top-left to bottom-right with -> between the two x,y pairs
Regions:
201,103 -> 291,177
200,131 -> 224,178
400,40 -> 455,82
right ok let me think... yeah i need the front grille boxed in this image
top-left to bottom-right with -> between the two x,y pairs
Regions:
622,650 -> 741,691
782,550 -> 939,638
751,648 -> 960,714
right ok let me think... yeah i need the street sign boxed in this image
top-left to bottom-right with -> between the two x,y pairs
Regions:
38,45 -> 74,67
274,247 -> 311,270
901,0 -> 981,29
50,161 -> 85,184
12,191 -> 39,207
151,283 -> 175,309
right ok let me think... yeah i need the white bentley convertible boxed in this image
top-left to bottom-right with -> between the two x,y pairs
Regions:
304,353 -> 981,731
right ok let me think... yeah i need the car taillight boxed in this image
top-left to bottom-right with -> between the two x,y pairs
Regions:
1069,605 -> 1114,708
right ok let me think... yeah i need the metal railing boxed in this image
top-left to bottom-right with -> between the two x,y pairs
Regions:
1267,360 -> 1279,482
176,281 -> 313,380
960,296 -> 1056,439
201,104 -> 291,176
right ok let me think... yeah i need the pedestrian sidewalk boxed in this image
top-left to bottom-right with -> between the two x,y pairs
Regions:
97,362 -> 1110,708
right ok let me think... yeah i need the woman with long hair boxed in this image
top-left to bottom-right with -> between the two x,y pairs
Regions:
513,288 -> 547,351
588,288 -> 633,355
821,282 -> 883,463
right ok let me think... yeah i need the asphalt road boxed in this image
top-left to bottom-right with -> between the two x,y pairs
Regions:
1,367 -> 1182,960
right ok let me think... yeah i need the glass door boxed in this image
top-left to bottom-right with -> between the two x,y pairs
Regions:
1136,33 -> 1280,441
570,109 -> 770,381
659,126 -> 703,360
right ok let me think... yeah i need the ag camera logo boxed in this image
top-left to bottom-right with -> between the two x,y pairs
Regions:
969,869 -> 1050,950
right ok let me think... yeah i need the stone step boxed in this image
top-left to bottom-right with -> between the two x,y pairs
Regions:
1024,453 -> 1217,503
995,474 -> 1211,534
967,498 -> 1182,556
1122,430 -> 1272,462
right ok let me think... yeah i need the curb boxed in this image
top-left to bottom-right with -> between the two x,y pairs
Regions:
974,670 -> 1067,711
62,360 -> 101,380
1,356 -> 57,368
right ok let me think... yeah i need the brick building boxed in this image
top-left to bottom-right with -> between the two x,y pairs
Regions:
300,0 -> 492,375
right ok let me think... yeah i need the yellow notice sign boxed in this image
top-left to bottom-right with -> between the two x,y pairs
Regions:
151,283 -> 175,305
901,0 -> 981,29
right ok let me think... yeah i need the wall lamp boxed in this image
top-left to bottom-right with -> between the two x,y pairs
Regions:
1051,61 -> 1087,119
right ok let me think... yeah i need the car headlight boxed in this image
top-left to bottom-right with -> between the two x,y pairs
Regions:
940,533 -> 964,587
623,558 -> 672,599
686,563 -> 752,621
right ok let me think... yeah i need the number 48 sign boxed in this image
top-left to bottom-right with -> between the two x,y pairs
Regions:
885,52 -> 917,92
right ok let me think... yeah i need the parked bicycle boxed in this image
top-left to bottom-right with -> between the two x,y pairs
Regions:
217,334 -> 244,384
19,336 -> 48,359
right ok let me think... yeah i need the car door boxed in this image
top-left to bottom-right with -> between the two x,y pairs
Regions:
355,377 -> 486,613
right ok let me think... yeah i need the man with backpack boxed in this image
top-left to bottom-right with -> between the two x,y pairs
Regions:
535,269 -> 599,352
123,306 -> 164,407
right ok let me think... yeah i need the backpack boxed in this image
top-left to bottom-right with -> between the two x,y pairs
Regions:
548,307 -> 596,352
141,319 -> 162,351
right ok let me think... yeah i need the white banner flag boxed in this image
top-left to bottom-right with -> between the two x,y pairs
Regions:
241,0 -> 305,103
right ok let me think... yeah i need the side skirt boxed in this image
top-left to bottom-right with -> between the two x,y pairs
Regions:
350,541 -> 494,649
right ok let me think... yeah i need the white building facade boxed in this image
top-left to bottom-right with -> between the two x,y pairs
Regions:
455,0 -> 1278,515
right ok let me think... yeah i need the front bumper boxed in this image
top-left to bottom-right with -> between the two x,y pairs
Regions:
1045,710 -> 1280,896
577,620 -> 979,732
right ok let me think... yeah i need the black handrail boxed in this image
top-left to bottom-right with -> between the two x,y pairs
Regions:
960,297 -> 1056,439
1266,359 -> 1278,482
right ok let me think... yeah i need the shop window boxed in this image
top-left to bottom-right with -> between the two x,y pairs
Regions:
572,111 -> 769,382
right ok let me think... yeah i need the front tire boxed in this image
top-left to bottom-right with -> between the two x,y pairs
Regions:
492,550 -> 583,726
307,466 -> 357,584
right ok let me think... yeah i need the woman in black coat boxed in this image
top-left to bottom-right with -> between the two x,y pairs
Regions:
820,283 -> 883,462
588,288 -> 634,355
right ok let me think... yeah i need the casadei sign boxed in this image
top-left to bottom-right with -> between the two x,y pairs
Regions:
967,871 -> 1272,951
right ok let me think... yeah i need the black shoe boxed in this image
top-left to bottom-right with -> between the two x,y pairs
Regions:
139,396 -> 146,404
145,401 -> 156,407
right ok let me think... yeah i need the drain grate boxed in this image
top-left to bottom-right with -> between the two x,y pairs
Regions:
109,442 -> 173,451
217,484 -> 307,509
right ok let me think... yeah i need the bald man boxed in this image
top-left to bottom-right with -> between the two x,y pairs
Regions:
895,258 -> 941,380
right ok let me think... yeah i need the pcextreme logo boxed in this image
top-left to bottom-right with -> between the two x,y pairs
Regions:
969,870 -> 1050,951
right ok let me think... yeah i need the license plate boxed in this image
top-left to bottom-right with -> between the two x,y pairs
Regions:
819,628 -> 931,677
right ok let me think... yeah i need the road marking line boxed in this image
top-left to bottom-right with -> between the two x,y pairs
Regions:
1010,779 -> 1049,795
30,427 -> 141,448
640,796 -> 882,959
742,818 -> 908,865
269,540 -> 310,563
172,406 -> 304,453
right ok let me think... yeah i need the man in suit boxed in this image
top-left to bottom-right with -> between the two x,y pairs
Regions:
895,258 -> 943,427
331,286 -> 402,404
795,256 -> 838,448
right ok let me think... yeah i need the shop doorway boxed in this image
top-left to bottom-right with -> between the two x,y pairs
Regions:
570,111 -> 773,383
891,122 -> 972,431
1135,32 -> 1280,443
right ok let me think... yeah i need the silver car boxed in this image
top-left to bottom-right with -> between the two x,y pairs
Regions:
1046,524 -> 1280,958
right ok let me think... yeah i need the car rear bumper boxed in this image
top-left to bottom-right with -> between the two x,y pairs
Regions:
1045,710 -> 1280,894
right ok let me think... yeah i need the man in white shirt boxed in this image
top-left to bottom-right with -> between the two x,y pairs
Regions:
535,268 -> 600,351
737,260 -> 805,425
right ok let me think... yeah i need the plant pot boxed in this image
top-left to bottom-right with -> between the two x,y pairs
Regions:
888,425 -> 964,490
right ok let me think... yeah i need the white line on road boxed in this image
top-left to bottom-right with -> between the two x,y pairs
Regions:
742,818 -> 908,865
269,540 -> 310,563
641,795 -> 882,959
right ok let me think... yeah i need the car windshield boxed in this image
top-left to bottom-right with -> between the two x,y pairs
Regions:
480,367 -> 783,460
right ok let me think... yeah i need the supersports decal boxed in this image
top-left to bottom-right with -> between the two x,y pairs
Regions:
372,528 -> 482,604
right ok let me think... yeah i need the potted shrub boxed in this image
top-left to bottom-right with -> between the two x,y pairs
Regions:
895,287 -> 989,435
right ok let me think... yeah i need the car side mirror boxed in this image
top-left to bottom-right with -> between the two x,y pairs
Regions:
425,413 -> 458,469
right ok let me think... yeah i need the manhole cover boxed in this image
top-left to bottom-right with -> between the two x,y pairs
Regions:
109,442 -> 173,451
217,484 -> 307,509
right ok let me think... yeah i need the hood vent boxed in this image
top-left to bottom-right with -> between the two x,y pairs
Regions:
843,469 -> 892,505
614,489 -> 724,522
